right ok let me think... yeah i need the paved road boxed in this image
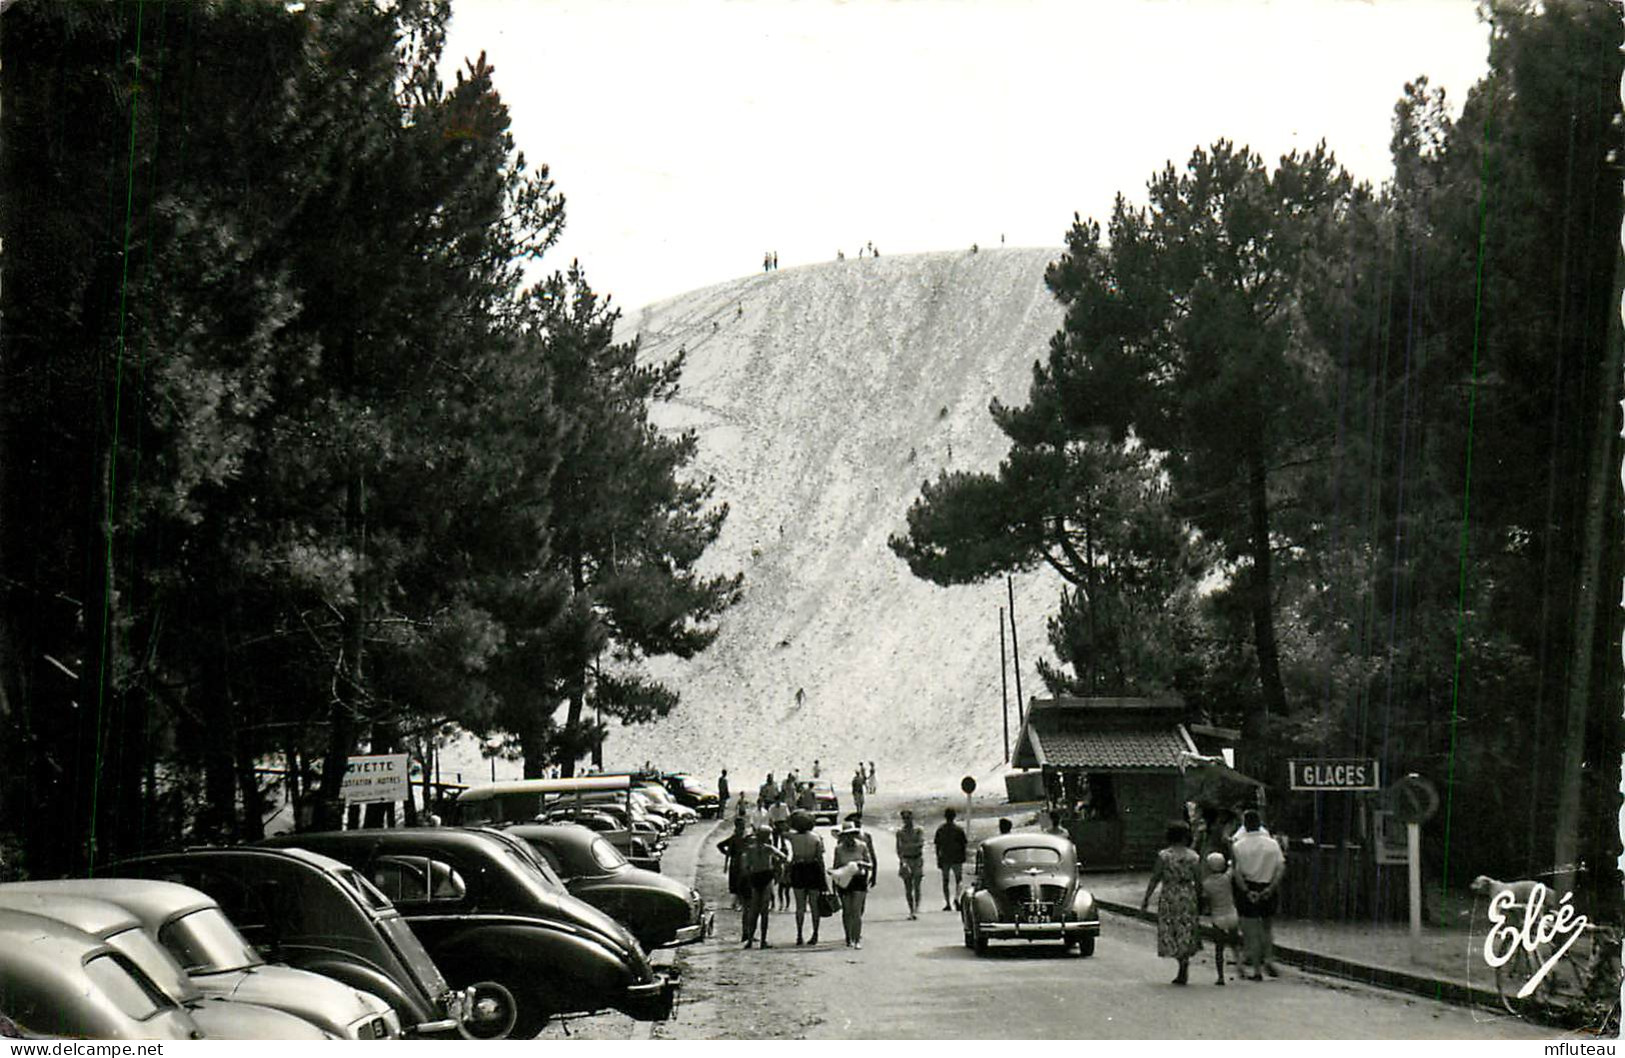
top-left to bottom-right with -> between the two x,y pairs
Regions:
652,806 -> 1558,1041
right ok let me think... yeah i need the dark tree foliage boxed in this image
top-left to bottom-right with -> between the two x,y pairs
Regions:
1031,143 -> 1363,772
0,0 -> 732,868
890,435 -> 1204,699
517,266 -> 742,777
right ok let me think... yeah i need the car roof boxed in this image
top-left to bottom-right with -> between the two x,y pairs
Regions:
123,844 -> 363,879
1,879 -> 216,930
456,776 -> 632,802
0,907 -> 111,963
0,889 -> 141,939
500,823 -> 596,848
978,833 -> 1074,854
266,827 -> 515,855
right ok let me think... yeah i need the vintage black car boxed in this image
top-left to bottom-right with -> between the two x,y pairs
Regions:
657,774 -> 720,818
114,846 -> 471,1037
262,828 -> 677,1037
960,833 -> 1100,956
538,806 -> 663,872
497,823 -> 711,950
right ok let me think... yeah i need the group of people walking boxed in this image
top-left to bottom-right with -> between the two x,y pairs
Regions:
713,754 -> 986,955
1141,809 -> 1285,985
719,809 -> 878,949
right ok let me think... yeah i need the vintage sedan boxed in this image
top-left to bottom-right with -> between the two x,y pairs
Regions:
0,888 -> 328,1039
807,781 -> 840,825
6,878 -> 400,1040
0,908 -> 203,1040
658,774 -> 720,818
498,823 -> 711,950
960,833 -> 1100,956
539,806 -> 663,872
263,828 -> 677,1037
114,847 -> 471,1037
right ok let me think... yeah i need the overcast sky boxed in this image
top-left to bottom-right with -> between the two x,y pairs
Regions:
444,0 -> 1492,313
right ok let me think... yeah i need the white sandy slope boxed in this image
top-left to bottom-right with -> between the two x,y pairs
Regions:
557,247 -> 1068,797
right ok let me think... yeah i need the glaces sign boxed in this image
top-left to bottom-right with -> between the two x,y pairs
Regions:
1287,759 -> 1380,792
341,753 -> 409,804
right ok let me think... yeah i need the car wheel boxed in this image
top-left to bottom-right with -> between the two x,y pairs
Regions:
971,919 -> 988,955
1074,935 -> 1095,958
963,927 -> 975,949
459,980 -> 532,1040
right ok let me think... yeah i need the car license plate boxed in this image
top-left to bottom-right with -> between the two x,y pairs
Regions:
1021,905 -> 1051,924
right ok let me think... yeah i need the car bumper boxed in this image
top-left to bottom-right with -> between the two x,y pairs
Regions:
620,973 -> 678,1021
410,987 -> 475,1037
667,911 -> 714,947
980,920 -> 1100,939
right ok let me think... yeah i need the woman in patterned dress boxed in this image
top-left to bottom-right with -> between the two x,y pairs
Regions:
1140,821 -> 1203,984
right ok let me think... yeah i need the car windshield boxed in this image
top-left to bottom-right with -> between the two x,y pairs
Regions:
1001,847 -> 1064,867
159,909 -> 265,974
83,953 -> 176,1022
588,836 -> 628,871
106,928 -> 199,1004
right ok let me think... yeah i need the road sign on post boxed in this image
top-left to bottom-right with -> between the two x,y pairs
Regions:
962,776 -> 977,857
1286,759 -> 1381,791
1386,773 -> 1438,963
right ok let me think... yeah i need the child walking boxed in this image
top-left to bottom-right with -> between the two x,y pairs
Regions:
1201,851 -> 1243,984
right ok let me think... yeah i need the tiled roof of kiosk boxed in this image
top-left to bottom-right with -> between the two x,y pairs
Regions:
1030,726 -> 1187,769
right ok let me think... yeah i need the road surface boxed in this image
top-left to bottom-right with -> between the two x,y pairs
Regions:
643,801 -> 1557,1040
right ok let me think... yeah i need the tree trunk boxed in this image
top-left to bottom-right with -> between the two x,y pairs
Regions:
521,720 -> 549,779
1245,450 -> 1289,781
317,468 -> 367,828
1550,241 -> 1624,897
235,729 -> 265,841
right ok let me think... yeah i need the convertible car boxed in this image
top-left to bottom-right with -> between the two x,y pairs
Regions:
960,833 -> 1099,956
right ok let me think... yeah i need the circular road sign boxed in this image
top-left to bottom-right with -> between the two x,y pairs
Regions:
961,775 -> 977,795
1389,773 -> 1440,825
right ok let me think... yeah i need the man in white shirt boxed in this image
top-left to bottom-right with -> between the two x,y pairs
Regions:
1231,809 -> 1285,979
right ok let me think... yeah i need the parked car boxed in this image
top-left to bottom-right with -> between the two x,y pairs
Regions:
498,823 -> 711,950
0,908 -> 202,1040
539,806 -> 663,871
551,793 -> 671,839
633,784 -> 700,828
4,878 -> 399,1040
808,780 -> 840,825
660,774 -> 720,818
262,828 -> 677,1037
960,833 -> 1100,956
0,887 -> 328,1039
114,846 -> 471,1037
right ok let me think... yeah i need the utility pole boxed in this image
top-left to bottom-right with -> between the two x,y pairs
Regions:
1007,575 -> 1025,724
999,607 -> 1010,762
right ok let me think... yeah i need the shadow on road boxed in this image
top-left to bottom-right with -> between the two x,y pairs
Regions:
916,942 -> 1085,961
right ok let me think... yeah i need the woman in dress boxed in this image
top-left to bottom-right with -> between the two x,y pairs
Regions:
1140,820 -> 1203,984
786,811 -> 827,945
831,822 -> 874,949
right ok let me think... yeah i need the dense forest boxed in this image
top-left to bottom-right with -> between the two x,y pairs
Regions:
0,0 -> 740,878
893,0 -> 1624,912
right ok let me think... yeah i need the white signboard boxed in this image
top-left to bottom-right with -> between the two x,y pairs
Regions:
342,753 -> 410,804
